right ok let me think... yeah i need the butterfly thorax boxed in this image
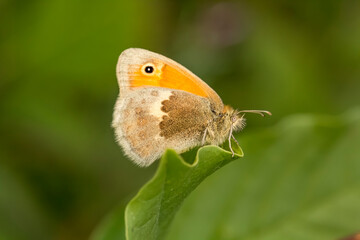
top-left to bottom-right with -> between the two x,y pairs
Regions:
205,105 -> 245,145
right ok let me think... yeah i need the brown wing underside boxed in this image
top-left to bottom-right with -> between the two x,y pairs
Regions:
160,91 -> 212,140
114,88 -> 213,166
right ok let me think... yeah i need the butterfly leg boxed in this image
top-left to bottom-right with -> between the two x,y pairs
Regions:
228,124 -> 235,157
231,134 -> 240,147
202,127 -> 208,146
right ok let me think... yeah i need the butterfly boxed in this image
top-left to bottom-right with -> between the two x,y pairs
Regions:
112,48 -> 271,167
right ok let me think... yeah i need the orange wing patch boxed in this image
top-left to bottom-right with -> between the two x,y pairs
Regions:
129,62 -> 209,98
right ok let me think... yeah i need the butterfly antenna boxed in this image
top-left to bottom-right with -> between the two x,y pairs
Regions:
237,110 -> 272,117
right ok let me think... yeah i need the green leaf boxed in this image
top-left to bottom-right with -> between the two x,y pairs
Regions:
125,144 -> 243,240
165,108 -> 360,240
93,108 -> 360,240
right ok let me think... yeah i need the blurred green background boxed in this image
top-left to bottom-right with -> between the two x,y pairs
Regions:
1,0 -> 360,239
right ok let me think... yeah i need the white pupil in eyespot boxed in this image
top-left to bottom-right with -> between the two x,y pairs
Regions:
145,66 -> 154,73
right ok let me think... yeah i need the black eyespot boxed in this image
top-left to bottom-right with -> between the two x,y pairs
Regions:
145,66 -> 154,74
211,109 -> 217,114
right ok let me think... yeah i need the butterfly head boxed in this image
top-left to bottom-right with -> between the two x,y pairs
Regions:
223,106 -> 246,132
206,105 -> 245,145
207,106 -> 271,145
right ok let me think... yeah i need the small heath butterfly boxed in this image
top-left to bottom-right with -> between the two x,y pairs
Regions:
112,48 -> 271,167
